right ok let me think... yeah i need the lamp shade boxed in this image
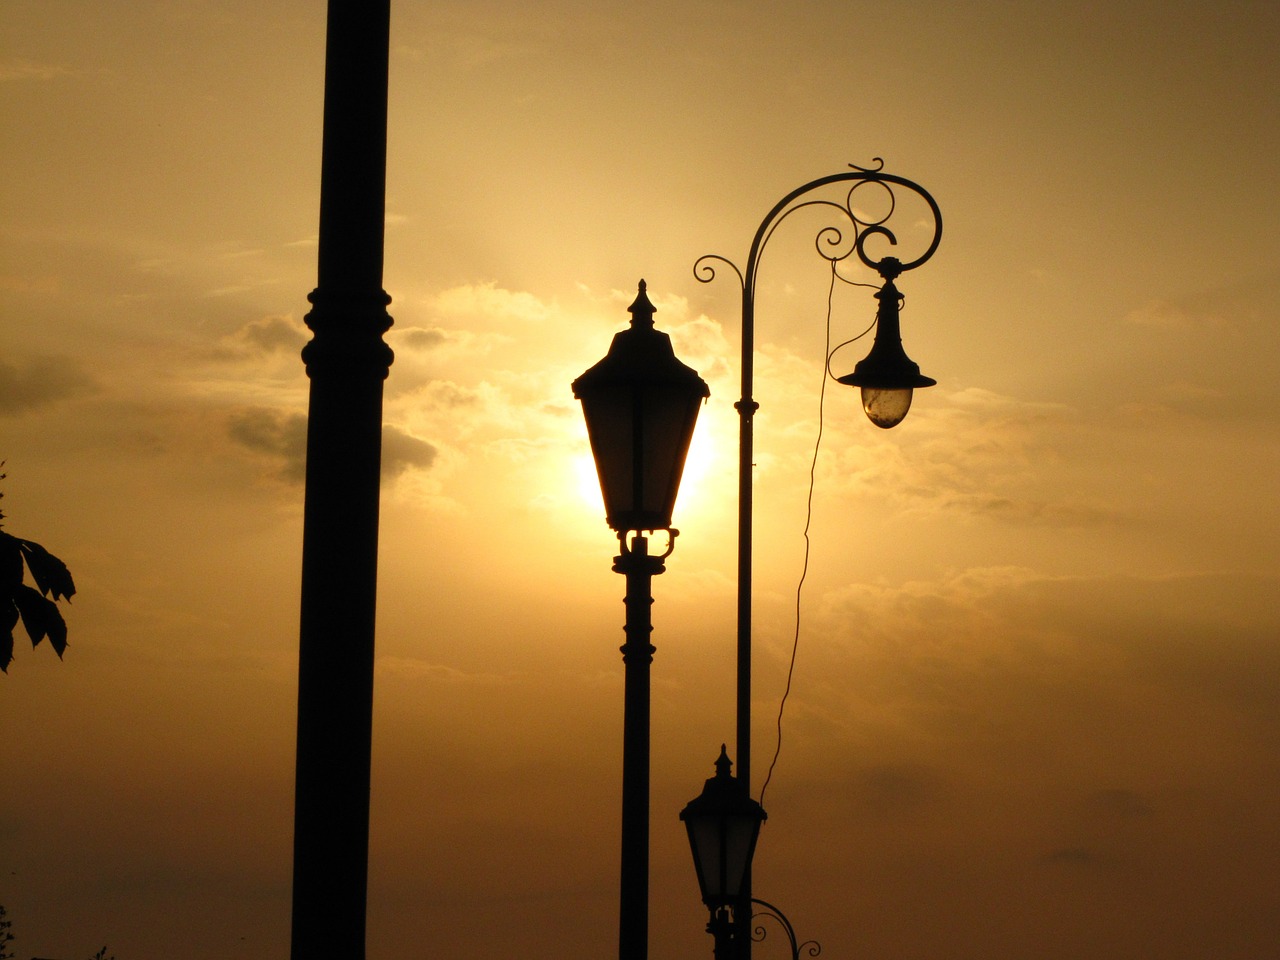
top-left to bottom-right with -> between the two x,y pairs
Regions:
836,277 -> 935,428
679,746 -> 766,908
573,281 -> 710,532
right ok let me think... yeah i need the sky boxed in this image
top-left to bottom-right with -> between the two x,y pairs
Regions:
2,0 -> 1278,958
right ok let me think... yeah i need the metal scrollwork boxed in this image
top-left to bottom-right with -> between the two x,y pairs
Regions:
751,898 -> 822,960
616,527 -> 678,561
692,253 -> 745,294
694,159 -> 942,297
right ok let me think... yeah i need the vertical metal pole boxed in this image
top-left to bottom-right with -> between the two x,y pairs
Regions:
736,338 -> 756,805
615,534 -> 664,960
735,272 -> 759,960
291,2 -> 392,959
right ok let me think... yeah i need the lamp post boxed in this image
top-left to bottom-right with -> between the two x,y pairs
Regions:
681,749 -> 820,960
680,746 -> 766,960
574,281 -> 710,960
292,2 -> 392,959
690,160 -> 943,956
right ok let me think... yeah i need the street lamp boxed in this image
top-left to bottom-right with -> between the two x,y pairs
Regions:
574,280 -> 710,534
573,280 -> 710,960
690,160 -> 943,955
680,746 -> 766,960
681,749 -> 818,960
835,259 -> 937,429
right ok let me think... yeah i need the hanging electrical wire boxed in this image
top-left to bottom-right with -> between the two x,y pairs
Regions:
759,263 -> 878,809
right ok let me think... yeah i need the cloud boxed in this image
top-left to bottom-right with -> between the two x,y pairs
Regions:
194,316 -> 309,370
1084,787 -> 1154,820
389,325 -> 449,352
669,314 -> 734,384
1109,273 -> 1280,424
227,314 -> 308,355
849,762 -> 947,817
755,568 -> 1280,898
798,387 -> 1115,527
0,59 -> 73,81
397,12 -> 549,71
382,320 -> 522,397
375,656 -> 515,683
226,407 -> 437,485
931,492 -> 1129,527
1124,298 -> 1207,330
1121,269 -> 1277,333
430,282 -> 553,324
382,425 -> 438,478
411,380 -> 485,411
1037,789 -> 1158,874
226,408 -> 307,482
806,569 -> 1280,761
0,355 -> 96,415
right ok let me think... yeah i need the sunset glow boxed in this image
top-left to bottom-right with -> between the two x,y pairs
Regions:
2,2 -> 1278,959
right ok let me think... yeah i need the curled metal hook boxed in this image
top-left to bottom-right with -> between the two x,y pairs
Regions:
751,897 -> 822,960
693,254 -> 745,294
616,527 -> 678,560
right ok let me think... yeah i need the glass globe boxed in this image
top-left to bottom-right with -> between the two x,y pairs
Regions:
861,387 -> 913,429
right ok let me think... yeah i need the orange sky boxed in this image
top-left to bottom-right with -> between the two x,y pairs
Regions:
2,1 -> 1278,958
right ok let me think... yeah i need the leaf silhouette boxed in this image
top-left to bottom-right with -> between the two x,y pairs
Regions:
13,584 -> 47,645
0,516 -> 75,671
46,597 -> 68,657
18,538 -> 76,601
1,603 -> 17,673
14,583 -> 66,656
0,533 -> 22,593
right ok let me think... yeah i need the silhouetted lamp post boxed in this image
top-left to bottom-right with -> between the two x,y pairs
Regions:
691,160 -> 943,957
681,749 -> 818,960
573,280 -> 710,960
680,746 -> 767,960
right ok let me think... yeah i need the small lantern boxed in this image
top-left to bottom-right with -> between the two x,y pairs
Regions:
836,273 -> 935,429
573,280 -> 710,532
679,745 -> 767,908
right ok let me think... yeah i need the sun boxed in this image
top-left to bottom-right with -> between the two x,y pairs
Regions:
574,449 -> 607,519
671,420 -> 720,522
570,408 -> 732,534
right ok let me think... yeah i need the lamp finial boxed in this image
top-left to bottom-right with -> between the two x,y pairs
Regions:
714,744 -> 732,779
628,279 -> 656,328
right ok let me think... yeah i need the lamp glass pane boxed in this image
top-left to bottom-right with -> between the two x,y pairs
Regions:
637,385 -> 701,525
685,811 -> 758,904
722,815 -> 757,898
687,815 -> 725,900
861,387 -> 913,429
580,389 -> 636,526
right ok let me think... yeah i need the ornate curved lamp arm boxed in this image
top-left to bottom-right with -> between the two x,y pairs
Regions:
743,159 -> 942,285
697,158 -> 942,383
719,159 -> 943,395
751,897 -> 822,960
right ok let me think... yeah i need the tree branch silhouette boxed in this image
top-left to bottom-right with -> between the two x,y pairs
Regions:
1,463 -> 76,673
